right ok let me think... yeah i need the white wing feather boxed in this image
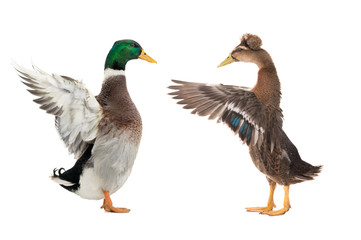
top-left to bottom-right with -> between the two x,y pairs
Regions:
14,63 -> 102,159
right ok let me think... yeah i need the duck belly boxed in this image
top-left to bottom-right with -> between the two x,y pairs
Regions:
76,130 -> 141,200
249,145 -> 294,185
249,146 -> 283,184
76,167 -> 105,200
249,146 -> 269,176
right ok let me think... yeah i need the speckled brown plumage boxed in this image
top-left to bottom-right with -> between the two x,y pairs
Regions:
96,74 -> 142,142
169,33 -> 321,216
241,33 -> 262,50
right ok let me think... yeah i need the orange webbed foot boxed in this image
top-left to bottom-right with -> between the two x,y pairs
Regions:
246,182 -> 276,213
101,190 -> 130,213
260,205 -> 290,216
261,185 -> 291,216
246,203 -> 276,213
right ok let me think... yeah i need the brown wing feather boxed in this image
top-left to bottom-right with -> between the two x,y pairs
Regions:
169,80 -> 273,147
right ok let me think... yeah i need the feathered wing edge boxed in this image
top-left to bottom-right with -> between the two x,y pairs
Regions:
169,80 -> 272,148
13,62 -> 102,159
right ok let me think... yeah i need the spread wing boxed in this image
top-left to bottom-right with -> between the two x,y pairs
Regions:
14,63 -> 102,159
169,80 -> 281,148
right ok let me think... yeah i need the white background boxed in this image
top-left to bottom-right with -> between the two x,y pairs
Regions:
1,0 -> 360,239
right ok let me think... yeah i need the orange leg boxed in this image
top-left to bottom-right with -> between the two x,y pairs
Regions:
261,185 -> 291,216
100,190 -> 130,213
246,182 -> 277,212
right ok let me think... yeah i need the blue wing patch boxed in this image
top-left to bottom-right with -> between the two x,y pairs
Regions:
225,110 -> 244,131
222,110 -> 254,145
221,109 -> 255,145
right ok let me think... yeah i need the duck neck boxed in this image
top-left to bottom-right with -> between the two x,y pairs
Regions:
97,69 -> 132,108
251,53 -> 281,108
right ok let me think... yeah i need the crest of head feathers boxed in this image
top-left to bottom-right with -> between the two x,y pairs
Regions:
241,33 -> 262,50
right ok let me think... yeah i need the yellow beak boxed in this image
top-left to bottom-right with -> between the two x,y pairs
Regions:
218,53 -> 235,68
138,49 -> 157,63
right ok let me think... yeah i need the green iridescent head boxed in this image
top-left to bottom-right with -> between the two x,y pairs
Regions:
104,39 -> 156,70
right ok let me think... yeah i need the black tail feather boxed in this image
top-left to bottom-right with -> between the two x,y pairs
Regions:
51,144 -> 93,192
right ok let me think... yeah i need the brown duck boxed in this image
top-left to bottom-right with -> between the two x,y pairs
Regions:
169,33 -> 321,216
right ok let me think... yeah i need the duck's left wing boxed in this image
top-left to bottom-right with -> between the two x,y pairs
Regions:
169,80 -> 277,147
14,63 -> 102,159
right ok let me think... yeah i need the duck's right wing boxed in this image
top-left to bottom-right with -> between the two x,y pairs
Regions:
169,80 -> 283,149
14,63 -> 102,159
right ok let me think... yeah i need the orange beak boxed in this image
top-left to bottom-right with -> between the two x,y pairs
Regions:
138,49 -> 157,63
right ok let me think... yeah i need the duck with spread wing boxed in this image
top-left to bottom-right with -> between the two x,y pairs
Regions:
14,40 -> 156,213
169,34 -> 321,216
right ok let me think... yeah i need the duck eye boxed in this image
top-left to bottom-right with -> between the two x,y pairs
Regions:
130,43 -> 136,47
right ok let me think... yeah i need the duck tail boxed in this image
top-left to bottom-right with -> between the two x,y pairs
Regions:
308,164 -> 322,178
50,168 -> 75,187
293,162 -> 323,183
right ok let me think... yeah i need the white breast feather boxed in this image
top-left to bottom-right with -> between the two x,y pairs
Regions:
92,130 -> 140,194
